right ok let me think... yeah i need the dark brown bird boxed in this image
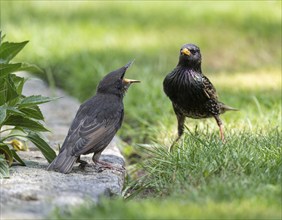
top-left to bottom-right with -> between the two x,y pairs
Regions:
163,44 -> 237,148
47,61 -> 140,173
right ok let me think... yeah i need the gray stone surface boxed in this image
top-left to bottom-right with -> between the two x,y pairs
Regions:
0,73 -> 126,219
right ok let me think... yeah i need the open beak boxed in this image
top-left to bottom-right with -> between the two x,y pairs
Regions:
123,78 -> 141,84
181,48 -> 191,56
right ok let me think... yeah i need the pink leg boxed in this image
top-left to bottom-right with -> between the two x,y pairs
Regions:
96,160 -> 125,171
214,115 -> 225,143
92,153 -> 125,171
219,124 -> 225,143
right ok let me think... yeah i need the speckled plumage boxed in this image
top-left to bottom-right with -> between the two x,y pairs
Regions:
163,44 -> 237,144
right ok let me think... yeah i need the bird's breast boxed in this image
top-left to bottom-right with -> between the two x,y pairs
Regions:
165,69 -> 205,101
164,68 -> 216,118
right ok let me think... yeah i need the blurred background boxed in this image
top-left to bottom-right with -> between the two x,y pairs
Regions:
1,0 -> 281,145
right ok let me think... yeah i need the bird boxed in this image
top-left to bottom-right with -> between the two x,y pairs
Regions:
163,44 -> 237,149
47,61 -> 140,173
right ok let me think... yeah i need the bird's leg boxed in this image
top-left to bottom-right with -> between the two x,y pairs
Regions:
169,112 -> 185,152
96,160 -> 125,172
96,160 -> 116,169
77,156 -> 88,169
92,153 -> 125,172
219,125 -> 224,142
177,114 -> 185,139
214,115 -> 225,143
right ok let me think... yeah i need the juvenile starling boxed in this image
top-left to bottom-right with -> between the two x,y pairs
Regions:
163,44 -> 237,147
47,61 -> 140,174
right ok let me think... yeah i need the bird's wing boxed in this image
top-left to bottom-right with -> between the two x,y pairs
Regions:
73,112 -> 123,156
202,75 -> 218,100
58,104 -> 89,152
59,97 -> 123,157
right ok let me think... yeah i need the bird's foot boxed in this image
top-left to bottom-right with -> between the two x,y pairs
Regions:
95,160 -> 125,172
77,159 -> 88,169
169,141 -> 176,152
169,136 -> 181,152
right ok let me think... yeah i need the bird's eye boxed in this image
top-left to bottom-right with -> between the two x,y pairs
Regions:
190,49 -> 196,55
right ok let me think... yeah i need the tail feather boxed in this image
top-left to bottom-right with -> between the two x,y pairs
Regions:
47,149 -> 77,174
221,103 -> 239,113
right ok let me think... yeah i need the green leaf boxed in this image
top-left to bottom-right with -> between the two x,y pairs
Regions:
0,78 -> 6,105
6,106 -> 26,117
20,106 -> 44,120
6,76 -> 19,102
4,127 -> 28,142
0,41 -> 28,64
26,132 -> 56,163
0,144 -> 13,166
4,115 -> 49,132
0,76 -> 19,106
10,74 -> 25,95
0,155 -> 10,178
0,105 -> 7,125
0,63 -> 22,78
11,149 -> 26,166
19,95 -> 58,108
2,76 -> 25,107
19,63 -> 43,74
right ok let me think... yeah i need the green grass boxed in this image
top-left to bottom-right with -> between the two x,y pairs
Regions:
52,127 -> 281,219
1,1 -> 281,219
53,197 -> 281,219
135,128 -> 281,197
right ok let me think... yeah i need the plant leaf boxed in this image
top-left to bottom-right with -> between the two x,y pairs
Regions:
19,62 -> 43,74
19,95 -> 58,108
0,144 -> 14,166
4,115 -> 49,132
6,127 -> 27,138
11,149 -> 26,166
26,132 -> 56,163
0,41 -> 29,64
20,106 -> 44,120
0,155 -> 10,178
6,106 -> 26,117
0,63 -> 22,78
10,74 -> 25,95
0,105 -> 7,125
5,75 -> 19,103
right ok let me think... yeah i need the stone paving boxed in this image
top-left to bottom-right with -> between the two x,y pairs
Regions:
0,73 -> 126,219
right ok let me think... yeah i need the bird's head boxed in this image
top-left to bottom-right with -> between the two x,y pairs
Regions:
97,60 -> 140,97
178,44 -> 202,68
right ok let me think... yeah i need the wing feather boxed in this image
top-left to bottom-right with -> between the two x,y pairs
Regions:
59,95 -> 123,157
72,117 -> 119,156
202,75 -> 218,100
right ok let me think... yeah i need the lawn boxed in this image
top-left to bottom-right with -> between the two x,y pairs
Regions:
1,1 -> 281,219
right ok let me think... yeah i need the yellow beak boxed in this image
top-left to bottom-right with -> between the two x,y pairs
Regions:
181,48 -> 191,56
123,78 -> 141,84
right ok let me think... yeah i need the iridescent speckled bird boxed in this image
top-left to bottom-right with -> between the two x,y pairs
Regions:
163,44 -> 237,149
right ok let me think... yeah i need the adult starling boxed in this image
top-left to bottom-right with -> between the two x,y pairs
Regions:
47,61 -> 140,174
163,44 -> 237,147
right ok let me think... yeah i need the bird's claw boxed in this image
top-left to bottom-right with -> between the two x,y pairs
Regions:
169,135 -> 182,152
95,160 -> 125,172
78,161 -> 88,169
